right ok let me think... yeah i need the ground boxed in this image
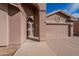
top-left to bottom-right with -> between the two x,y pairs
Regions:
47,36 -> 79,56
0,36 -> 79,56
0,44 -> 20,56
14,39 -> 56,56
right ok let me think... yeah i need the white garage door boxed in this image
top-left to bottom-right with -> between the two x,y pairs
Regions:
47,24 -> 69,39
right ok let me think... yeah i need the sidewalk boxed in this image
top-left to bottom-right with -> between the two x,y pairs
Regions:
14,39 -> 56,56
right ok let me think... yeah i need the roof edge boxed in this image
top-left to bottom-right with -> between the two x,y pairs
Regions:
47,10 -> 75,18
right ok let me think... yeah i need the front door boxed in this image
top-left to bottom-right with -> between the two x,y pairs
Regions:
27,16 -> 38,40
27,17 -> 34,39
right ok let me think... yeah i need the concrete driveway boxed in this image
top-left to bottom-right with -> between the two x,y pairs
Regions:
14,39 -> 56,56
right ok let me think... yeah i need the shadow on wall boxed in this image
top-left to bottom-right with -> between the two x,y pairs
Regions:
8,4 -> 20,16
0,4 -> 8,13
0,4 -> 20,16
73,21 -> 79,36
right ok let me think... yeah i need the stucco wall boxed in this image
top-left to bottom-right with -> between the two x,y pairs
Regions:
0,4 -> 8,46
38,3 -> 46,10
20,12 -> 26,43
8,4 -> 35,45
47,13 -> 68,23
8,4 -> 21,45
39,11 -> 46,41
39,3 -> 46,41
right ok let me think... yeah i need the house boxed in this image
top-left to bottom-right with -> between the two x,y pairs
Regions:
46,10 -> 79,39
0,3 -> 79,56
0,3 -> 46,46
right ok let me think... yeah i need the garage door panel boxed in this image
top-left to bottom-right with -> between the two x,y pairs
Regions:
47,25 -> 69,39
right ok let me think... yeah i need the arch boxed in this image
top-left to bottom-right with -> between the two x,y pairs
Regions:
8,3 -> 40,45
31,3 -> 40,11
21,3 -> 39,16
20,3 -> 40,41
0,3 -> 41,47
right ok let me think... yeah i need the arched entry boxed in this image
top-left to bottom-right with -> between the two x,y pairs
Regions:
0,3 -> 41,46
21,3 -> 40,41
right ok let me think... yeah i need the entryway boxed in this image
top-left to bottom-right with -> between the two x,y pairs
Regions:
27,16 -> 39,41
21,3 -> 40,41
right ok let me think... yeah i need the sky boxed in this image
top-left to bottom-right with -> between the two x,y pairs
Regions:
46,3 -> 79,18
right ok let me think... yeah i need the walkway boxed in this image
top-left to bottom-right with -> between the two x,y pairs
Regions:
14,39 -> 56,56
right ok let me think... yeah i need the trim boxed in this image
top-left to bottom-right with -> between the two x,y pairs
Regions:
47,10 -> 75,18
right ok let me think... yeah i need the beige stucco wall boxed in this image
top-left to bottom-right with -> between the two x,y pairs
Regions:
8,4 -> 21,45
47,13 -> 68,23
38,3 -> 46,10
8,4 -> 35,45
0,4 -> 8,46
39,3 -> 46,41
20,12 -> 26,43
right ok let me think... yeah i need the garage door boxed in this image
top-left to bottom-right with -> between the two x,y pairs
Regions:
47,24 -> 69,39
